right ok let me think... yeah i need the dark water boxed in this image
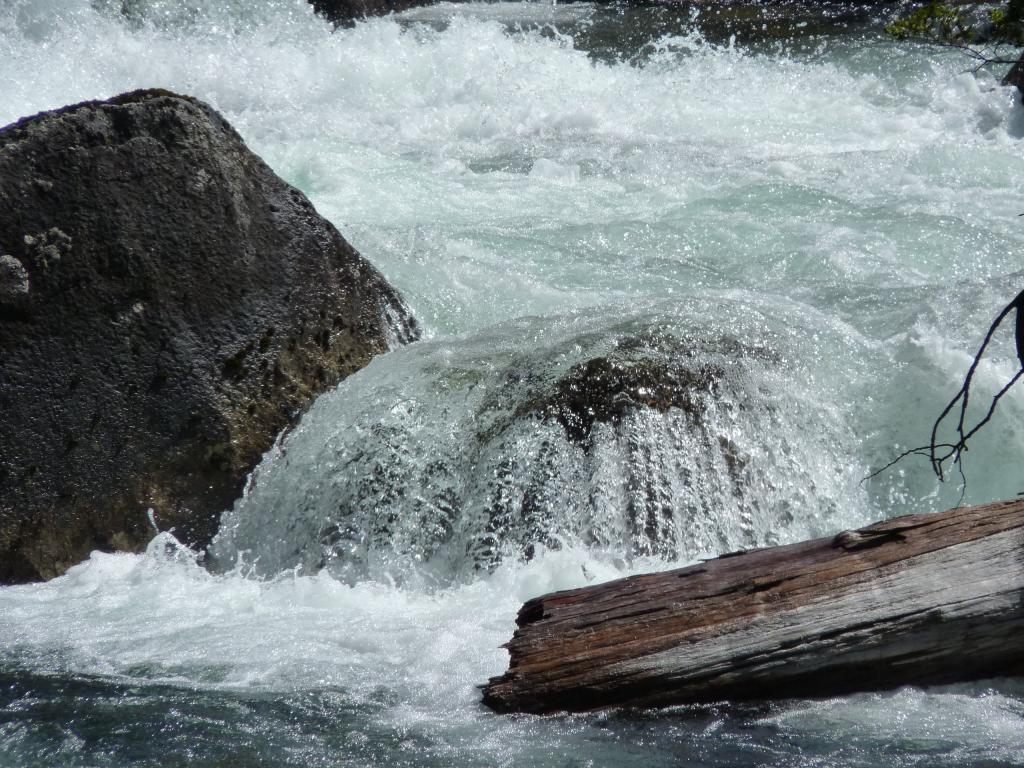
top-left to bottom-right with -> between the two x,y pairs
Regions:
4,667 -> 1024,767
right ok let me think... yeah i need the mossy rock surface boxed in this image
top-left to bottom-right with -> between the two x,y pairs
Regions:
521,355 -> 723,443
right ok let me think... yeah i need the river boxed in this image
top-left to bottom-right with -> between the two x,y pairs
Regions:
2,0 -> 1024,765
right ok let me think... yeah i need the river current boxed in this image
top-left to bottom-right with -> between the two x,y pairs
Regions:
2,0 -> 1024,765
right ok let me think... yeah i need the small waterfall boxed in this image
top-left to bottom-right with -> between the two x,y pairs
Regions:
208,298 -> 871,585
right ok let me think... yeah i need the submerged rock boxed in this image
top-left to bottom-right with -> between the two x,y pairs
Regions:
209,310 -> 850,587
469,334 -> 759,567
0,89 -> 419,584
519,354 -> 722,444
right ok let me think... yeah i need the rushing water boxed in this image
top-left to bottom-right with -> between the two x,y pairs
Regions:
3,0 -> 1024,764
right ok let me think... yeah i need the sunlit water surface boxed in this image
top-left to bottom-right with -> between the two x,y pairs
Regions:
2,0 -> 1023,765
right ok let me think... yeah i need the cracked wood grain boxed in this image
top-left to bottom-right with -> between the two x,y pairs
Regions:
482,499 -> 1024,714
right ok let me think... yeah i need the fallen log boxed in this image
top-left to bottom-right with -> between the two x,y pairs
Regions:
482,498 -> 1024,714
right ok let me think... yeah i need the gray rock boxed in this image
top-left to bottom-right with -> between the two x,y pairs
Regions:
0,89 -> 419,583
1002,53 -> 1024,102
308,0 -> 437,24
0,255 -> 30,313
519,354 -> 723,444
22,228 -> 71,270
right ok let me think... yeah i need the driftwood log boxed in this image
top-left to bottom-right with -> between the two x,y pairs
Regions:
482,499 -> 1024,714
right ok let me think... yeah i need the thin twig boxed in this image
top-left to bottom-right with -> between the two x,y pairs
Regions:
866,289 -> 1024,493
929,292 -> 1024,481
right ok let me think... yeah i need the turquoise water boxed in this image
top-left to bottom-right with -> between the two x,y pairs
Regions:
2,0 -> 1024,764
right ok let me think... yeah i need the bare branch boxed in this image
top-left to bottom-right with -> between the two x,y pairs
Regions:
867,289 -> 1024,494
928,292 -> 1024,481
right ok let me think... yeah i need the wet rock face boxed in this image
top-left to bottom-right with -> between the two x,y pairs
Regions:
1002,54 -> 1024,102
520,355 -> 722,444
0,254 -> 30,316
469,341 -> 738,568
308,0 -> 435,24
0,89 -> 419,583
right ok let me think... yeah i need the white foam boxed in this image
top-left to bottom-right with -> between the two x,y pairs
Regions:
0,534 -> 626,739
764,686 -> 1024,763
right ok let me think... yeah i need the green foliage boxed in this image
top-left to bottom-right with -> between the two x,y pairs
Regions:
885,0 -> 1024,67
990,0 -> 1024,45
885,2 -> 973,43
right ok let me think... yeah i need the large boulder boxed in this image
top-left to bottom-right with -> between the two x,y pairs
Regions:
0,89 -> 419,583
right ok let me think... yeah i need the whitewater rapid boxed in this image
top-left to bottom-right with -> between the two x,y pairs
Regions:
2,0 -> 1024,765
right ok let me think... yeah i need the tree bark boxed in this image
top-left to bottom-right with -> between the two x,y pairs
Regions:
482,499 -> 1024,714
